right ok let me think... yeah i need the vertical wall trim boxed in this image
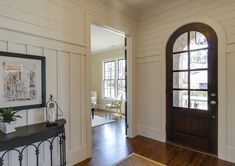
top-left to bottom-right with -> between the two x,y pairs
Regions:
6,41 -> 9,52
80,54 -> 82,146
56,50 -> 59,101
25,44 -> 29,126
25,44 -> 29,166
6,40 -> 9,166
41,47 -> 46,164
68,53 -> 72,151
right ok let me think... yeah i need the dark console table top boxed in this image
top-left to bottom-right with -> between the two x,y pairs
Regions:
0,119 -> 66,151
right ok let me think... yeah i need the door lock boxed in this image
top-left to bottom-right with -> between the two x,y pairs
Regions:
210,100 -> 216,105
211,93 -> 216,97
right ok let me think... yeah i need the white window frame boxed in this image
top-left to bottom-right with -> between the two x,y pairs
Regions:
102,57 -> 125,100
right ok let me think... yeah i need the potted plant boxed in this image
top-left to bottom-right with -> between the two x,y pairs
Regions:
0,108 -> 22,134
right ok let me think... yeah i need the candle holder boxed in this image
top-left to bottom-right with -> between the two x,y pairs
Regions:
45,94 -> 63,127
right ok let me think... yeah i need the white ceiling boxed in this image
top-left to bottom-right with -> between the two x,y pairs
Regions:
100,0 -> 159,11
91,24 -> 125,54
118,0 -> 160,11
91,0 -> 160,54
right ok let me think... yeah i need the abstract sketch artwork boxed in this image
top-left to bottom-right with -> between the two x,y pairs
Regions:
3,63 -> 38,102
0,52 -> 46,110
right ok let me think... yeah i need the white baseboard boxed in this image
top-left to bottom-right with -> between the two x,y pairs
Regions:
39,150 -> 77,166
66,151 -> 72,166
226,145 -> 235,163
68,144 -> 88,166
136,124 -> 163,142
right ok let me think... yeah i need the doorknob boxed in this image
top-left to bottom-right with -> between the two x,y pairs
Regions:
211,93 -> 216,97
210,100 -> 216,105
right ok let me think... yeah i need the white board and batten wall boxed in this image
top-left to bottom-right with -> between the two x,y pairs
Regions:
0,0 -> 136,165
136,0 -> 235,163
0,33 -> 86,166
3,0 -> 235,165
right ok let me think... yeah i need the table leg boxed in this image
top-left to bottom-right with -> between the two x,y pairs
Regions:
91,108 -> 95,119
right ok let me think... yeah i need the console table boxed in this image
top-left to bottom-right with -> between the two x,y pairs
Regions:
0,119 -> 66,166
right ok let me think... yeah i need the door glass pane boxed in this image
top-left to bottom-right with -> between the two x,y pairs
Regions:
190,50 -> 208,69
190,91 -> 208,110
173,90 -> 188,108
190,70 -> 208,89
173,53 -> 188,70
173,72 -> 188,89
190,31 -> 208,50
173,32 -> 188,52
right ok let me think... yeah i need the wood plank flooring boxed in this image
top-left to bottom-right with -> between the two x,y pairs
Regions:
76,117 -> 234,166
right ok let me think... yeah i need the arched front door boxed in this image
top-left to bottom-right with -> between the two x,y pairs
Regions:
166,23 -> 218,154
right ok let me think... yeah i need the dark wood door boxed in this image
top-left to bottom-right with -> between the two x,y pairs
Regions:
166,23 -> 218,154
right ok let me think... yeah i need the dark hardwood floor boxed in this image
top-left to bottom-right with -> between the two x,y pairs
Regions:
76,114 -> 234,166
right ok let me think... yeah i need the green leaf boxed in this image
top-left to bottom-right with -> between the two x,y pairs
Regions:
14,115 -> 22,119
0,108 -> 22,123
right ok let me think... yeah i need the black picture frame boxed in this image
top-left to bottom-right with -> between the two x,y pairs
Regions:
0,51 -> 46,111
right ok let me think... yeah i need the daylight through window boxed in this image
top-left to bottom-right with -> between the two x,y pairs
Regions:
103,59 -> 125,99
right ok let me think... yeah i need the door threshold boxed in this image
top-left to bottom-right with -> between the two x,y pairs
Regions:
166,141 -> 217,158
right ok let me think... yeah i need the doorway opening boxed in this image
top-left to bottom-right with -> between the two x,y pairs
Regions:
166,23 -> 218,154
90,24 -> 128,137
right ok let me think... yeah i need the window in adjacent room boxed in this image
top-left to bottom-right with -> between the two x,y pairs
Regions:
103,58 -> 125,99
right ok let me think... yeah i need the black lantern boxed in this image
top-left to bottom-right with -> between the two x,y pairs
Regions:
45,94 -> 63,126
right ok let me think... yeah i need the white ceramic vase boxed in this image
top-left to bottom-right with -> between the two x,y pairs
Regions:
2,122 -> 16,134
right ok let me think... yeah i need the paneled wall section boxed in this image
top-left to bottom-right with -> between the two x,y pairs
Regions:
0,0 -> 137,165
0,29 -> 86,166
136,56 -> 162,141
136,0 -> 235,163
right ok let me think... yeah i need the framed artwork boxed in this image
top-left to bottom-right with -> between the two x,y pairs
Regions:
0,51 -> 46,110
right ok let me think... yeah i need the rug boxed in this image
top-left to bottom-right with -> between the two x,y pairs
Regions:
114,153 -> 166,166
92,115 -> 115,127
